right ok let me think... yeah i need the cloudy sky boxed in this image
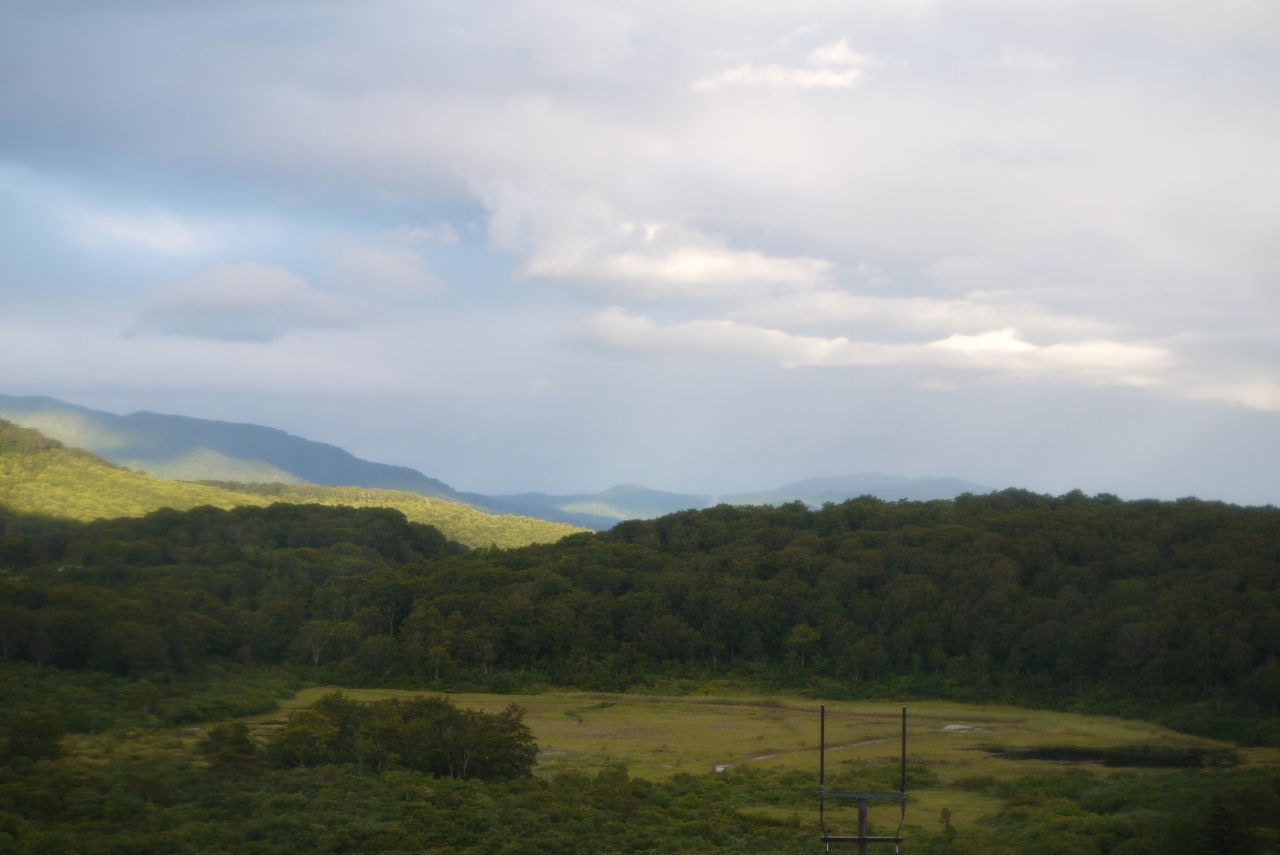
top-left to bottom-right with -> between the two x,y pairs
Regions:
2,0 -> 1279,502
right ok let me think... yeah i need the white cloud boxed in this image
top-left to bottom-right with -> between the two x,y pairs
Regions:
807,39 -> 877,68
694,37 -> 876,91
134,262 -> 350,341
926,329 -> 1168,386
693,64 -> 862,91
733,289 -> 1117,340
483,183 -> 831,300
580,307 -> 864,365
523,225 -> 831,296
579,307 -> 1170,388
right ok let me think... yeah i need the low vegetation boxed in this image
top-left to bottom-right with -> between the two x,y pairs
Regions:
1,678 -> 1278,854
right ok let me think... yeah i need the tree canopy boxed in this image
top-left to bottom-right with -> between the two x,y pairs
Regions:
3,489 -> 1280,742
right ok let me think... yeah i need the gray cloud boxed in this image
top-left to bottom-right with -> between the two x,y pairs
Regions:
2,1 -> 1280,500
328,241 -> 443,295
134,262 -> 351,341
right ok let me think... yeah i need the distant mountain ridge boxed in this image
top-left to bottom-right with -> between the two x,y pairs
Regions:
0,394 -> 995,530
487,484 -> 711,526
0,418 -> 583,548
0,394 -> 459,496
722,473 -> 993,506
0,395 -> 614,528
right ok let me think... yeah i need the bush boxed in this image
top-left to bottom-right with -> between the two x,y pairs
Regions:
4,711 -> 65,761
267,692 -> 537,780
952,774 -> 996,790
198,721 -> 259,773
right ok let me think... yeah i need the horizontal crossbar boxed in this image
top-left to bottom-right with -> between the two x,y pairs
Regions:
820,791 -> 905,800
821,836 -> 904,844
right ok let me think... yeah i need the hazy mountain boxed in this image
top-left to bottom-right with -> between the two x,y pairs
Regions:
0,418 -> 583,547
487,484 -> 711,530
0,395 -> 993,530
0,394 -> 459,497
723,473 -> 994,507
493,475 -> 992,529
0,395 -> 671,528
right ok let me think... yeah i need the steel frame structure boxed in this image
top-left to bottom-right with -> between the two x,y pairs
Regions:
818,705 -> 907,854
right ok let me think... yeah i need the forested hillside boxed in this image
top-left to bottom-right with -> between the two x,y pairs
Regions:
723,473 -> 993,506
0,395 -> 666,529
0,417 -> 254,519
2,490 -> 1278,744
4,492 -> 1280,855
210,482 -> 587,549
0,395 -> 996,530
0,393 -> 460,496
0,419 -> 584,547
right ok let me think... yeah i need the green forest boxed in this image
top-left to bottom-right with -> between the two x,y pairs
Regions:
4,491 -> 1279,741
3,481 -> 1280,852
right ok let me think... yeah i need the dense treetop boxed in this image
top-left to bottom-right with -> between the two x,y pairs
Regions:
3,489 -> 1279,743
2,489 -> 1280,854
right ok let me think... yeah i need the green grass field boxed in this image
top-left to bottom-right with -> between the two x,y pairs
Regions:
48,682 -> 1280,849
214,688 -> 1278,838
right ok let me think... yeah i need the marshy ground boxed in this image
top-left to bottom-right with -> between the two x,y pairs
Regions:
219,688 -> 1279,837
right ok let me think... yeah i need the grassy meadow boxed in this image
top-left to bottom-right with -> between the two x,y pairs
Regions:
217,688 -> 1277,840
12,658 -> 1280,852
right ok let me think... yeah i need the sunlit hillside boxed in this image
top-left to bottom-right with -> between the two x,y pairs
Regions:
0,419 -> 585,548
0,419 -> 257,519
207,482 -> 588,549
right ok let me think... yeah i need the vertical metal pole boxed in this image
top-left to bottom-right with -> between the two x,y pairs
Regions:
899,705 -> 907,854
820,705 -> 826,789
901,706 -> 907,794
820,704 -> 826,851
857,798 -> 869,855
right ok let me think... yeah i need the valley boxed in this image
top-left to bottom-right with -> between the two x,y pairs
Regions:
2,401 -> 1279,853
0,394 -> 993,529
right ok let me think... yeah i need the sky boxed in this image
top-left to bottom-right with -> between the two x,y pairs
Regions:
1,0 -> 1279,502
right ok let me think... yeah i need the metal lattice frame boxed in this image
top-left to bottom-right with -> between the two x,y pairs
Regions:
819,705 -> 907,854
